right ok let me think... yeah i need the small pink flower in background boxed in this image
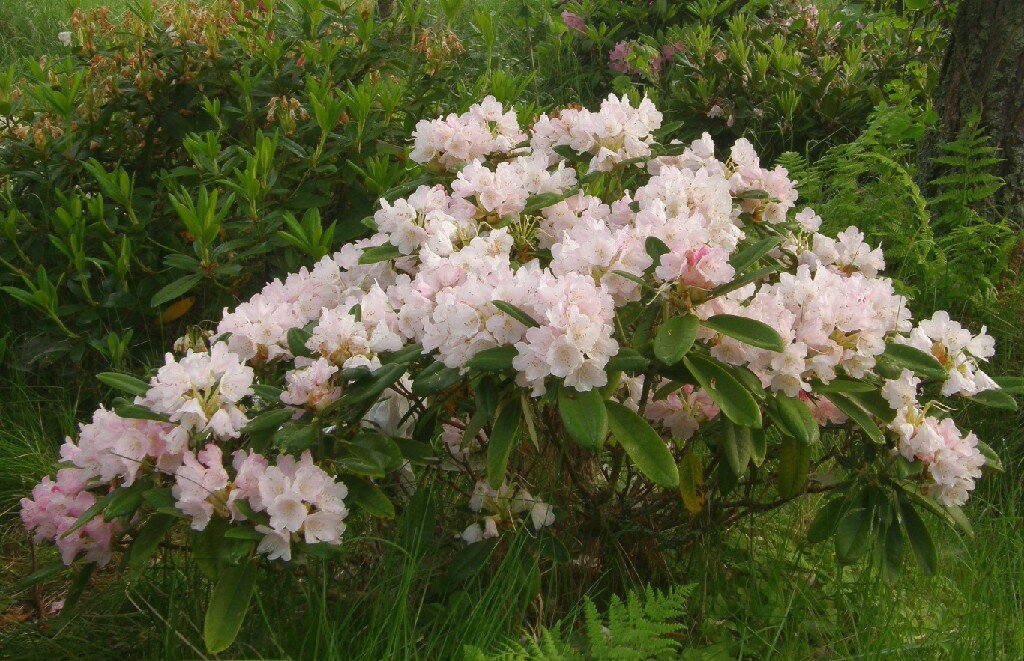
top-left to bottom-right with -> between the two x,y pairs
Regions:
561,11 -> 585,33
49,600 -> 64,614
608,41 -> 634,73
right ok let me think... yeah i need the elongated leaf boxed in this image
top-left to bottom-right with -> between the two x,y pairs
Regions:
812,378 -> 877,394
976,440 -> 1003,472
749,426 -> 767,466
777,434 -> 810,498
993,376 -> 1024,394
492,300 -> 539,328
883,519 -> 905,581
653,314 -> 699,366
835,507 -> 872,564
721,421 -> 752,477
710,265 -> 780,297
286,327 -> 313,358
684,354 -> 762,428
969,388 -> 1017,411
703,314 -> 784,352
346,477 -> 396,519
61,492 -> 114,538
358,243 -> 403,264
467,346 -> 518,371
881,343 -> 946,379
151,273 -> 202,307
487,400 -> 522,488
411,362 -> 461,396
807,494 -> 850,543
204,561 -> 258,654
114,402 -> 169,422
558,387 -> 608,450
242,408 -> 294,434
15,562 -> 66,591
900,498 -> 937,575
729,236 -> 781,272
605,347 -> 649,373
129,514 -> 176,568
678,449 -> 705,515
826,393 -> 884,443
605,401 -> 679,488
774,394 -> 819,445
97,372 -> 150,397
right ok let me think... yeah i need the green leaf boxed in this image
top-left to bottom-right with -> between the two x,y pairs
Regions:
883,519 -> 905,581
605,347 -> 649,373
645,237 -> 670,266
807,494 -> 850,543
900,497 -> 937,575
492,300 -> 540,328
721,420 -> 752,477
467,346 -> 518,371
703,314 -> 784,352
252,384 -> 283,402
61,492 -> 114,538
558,387 -> 608,450
605,401 -> 679,488
345,363 -> 407,405
969,388 -> 1018,411
835,507 -> 872,564
204,561 -> 258,654
242,408 -> 294,434
16,562 -> 67,591
749,426 -> 767,466
881,343 -> 946,379
653,314 -> 699,366
487,400 -> 522,488
448,539 -> 496,583
976,440 -> 1003,472
274,421 -> 318,453
97,372 -> 150,397
826,393 -> 884,444
993,376 -> 1024,394
358,243 -> 403,264
683,354 -> 762,428
411,361 -> 461,396
151,273 -> 202,308
774,394 -> 819,445
114,402 -> 169,422
811,378 -> 877,394
678,449 -> 705,515
286,327 -> 313,358
345,477 -> 396,519
729,236 -> 781,272
777,434 -> 810,499
129,514 -> 176,568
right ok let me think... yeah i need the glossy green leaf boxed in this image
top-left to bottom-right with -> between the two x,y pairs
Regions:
653,314 -> 699,366
558,387 -> 608,450
826,393 -> 884,444
774,394 -> 819,445
606,401 -> 679,488
684,354 -> 762,428
466,346 -> 518,371
777,434 -> 810,499
881,343 -> 946,379
204,561 -> 258,654
97,372 -> 150,397
492,300 -> 539,328
703,314 -> 785,352
487,400 -> 522,489
900,497 -> 937,575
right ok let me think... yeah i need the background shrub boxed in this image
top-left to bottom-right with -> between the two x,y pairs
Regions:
0,0 -> 489,374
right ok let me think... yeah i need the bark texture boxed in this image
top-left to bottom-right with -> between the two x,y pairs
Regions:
920,0 -> 1024,225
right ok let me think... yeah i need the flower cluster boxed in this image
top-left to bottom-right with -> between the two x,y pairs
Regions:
22,94 -> 1004,571
883,370 -> 986,506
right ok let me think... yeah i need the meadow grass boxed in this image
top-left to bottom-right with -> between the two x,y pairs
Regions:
0,0 -> 131,67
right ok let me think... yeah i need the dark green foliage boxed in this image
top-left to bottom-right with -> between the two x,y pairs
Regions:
0,0 -> 473,373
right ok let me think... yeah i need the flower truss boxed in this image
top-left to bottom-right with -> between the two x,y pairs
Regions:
23,95 -> 1016,590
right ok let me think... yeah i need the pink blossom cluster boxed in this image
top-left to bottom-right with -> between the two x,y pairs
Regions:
173,446 -> 348,560
883,370 -> 986,506
410,96 -> 526,170
899,311 -> 997,397
21,470 -> 122,565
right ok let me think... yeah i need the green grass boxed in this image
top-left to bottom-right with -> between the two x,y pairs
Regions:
0,0 -> 130,67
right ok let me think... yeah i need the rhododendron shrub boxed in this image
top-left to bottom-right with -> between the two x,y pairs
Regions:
21,95 -> 1017,652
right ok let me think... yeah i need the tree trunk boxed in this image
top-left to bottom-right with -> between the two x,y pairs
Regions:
920,0 -> 1024,226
